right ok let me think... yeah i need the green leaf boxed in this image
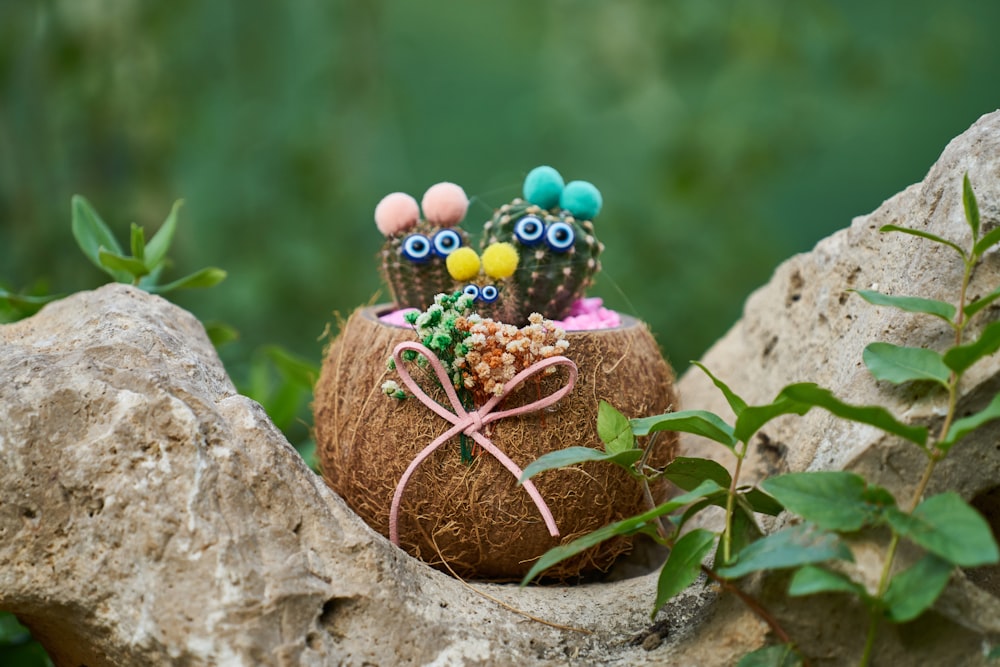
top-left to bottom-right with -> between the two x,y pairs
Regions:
519,446 -> 643,483
521,479 -> 726,584
886,493 -> 999,567
853,290 -> 956,323
264,345 -> 319,388
740,487 -> 784,516
964,172 -> 981,240
692,361 -> 747,416
674,492 -> 730,534
98,248 -> 149,279
973,227 -> 1000,258
964,285 -> 1000,319
0,611 -> 32,644
631,410 -> 737,450
940,392 -> 1000,452
146,199 -> 182,268
653,528 -> 716,615
863,342 -> 950,387
883,553 -> 953,622
788,565 -> 869,599
736,643 -> 803,667
723,502 -> 764,566
663,456 -> 732,492
778,383 -> 929,447
879,224 -> 966,259
943,320 -> 1000,375
597,400 -> 634,454
262,379 -> 308,430
72,194 -> 128,281
988,644 -> 1000,660
761,472 -> 894,532
733,397 -> 810,444
149,267 -> 227,293
0,288 -> 61,313
296,438 -> 320,474
204,321 -> 240,348
715,523 -> 853,579
130,223 -> 146,262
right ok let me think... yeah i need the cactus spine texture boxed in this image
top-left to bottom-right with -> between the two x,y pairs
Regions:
482,198 -> 603,325
379,221 -> 470,310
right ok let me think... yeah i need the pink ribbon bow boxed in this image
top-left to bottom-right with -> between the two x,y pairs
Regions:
388,340 -> 578,546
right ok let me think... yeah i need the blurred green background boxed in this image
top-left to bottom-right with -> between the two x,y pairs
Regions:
4,1 -> 1000,371
1,0 -> 999,660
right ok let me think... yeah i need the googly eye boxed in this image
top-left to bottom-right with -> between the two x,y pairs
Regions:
545,221 -> 576,252
513,215 -> 546,245
431,228 -> 462,257
401,234 -> 432,262
462,284 -> 480,300
479,285 -> 499,303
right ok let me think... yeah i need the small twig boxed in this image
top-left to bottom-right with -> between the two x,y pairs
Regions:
701,566 -> 794,644
637,432 -> 671,540
430,537 -> 593,635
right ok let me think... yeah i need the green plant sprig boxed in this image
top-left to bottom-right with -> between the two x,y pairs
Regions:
0,284 -> 62,321
1,195 -> 228,320
848,174 -> 1000,664
71,195 -> 226,293
520,174 -> 1000,666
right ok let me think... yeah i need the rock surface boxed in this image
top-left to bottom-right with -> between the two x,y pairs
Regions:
2,110 -> 1000,666
677,110 -> 1000,505
676,109 -> 1000,657
0,284 -> 714,666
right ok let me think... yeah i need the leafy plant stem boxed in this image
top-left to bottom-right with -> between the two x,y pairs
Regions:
723,441 -> 748,565
700,564 -> 802,659
637,432 -> 670,540
862,256 -> 972,667
860,612 -> 880,667
955,259 -> 973,341
862,458 -> 942,667
634,476 -> 801,660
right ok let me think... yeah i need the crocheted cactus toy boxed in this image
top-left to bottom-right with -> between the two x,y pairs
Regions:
481,166 -> 604,324
375,182 -> 470,310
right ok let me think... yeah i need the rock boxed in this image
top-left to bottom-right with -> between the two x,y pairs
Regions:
0,284 -> 714,666
678,110 -> 1000,504
677,110 -> 1000,661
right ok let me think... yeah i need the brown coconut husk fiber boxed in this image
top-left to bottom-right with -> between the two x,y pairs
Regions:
314,305 -> 678,581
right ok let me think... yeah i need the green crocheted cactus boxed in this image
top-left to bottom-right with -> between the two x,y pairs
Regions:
480,167 -> 604,324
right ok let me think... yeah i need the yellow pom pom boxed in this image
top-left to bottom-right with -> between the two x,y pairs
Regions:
446,247 -> 481,281
481,242 -> 519,279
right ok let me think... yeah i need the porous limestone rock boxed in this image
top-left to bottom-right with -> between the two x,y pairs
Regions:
678,110 -> 1000,502
0,284 -> 716,666
676,109 -> 1000,661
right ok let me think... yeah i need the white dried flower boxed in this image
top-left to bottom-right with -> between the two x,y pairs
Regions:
381,380 -> 405,399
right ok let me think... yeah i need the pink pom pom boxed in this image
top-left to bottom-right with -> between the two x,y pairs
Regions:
374,192 -> 420,236
421,182 -> 468,227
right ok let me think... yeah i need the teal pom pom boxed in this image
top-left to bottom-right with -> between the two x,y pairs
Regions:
523,166 -> 564,209
560,180 -> 603,220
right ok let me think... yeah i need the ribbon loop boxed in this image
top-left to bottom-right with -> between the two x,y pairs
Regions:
388,341 -> 577,546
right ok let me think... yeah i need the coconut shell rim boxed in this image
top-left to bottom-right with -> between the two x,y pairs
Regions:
363,302 -> 642,333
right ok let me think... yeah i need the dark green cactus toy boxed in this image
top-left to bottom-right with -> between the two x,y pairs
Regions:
481,166 -> 604,324
375,182 -> 470,310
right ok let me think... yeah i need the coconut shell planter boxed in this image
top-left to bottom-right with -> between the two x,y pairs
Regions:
314,167 -> 678,581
